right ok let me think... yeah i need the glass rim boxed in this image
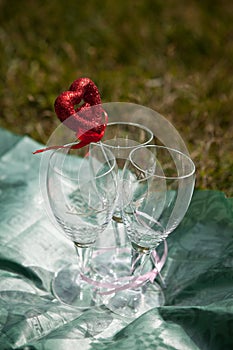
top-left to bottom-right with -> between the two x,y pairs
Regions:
48,142 -> 117,181
129,144 -> 196,180
101,121 -> 154,149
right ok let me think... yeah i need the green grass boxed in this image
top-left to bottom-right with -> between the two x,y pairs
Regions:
0,0 -> 232,195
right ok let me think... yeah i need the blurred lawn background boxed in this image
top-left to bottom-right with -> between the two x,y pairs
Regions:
0,0 -> 232,195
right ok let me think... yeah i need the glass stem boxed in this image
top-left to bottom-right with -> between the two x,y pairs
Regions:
150,250 -> 167,289
112,219 -> 121,247
74,245 -> 92,275
130,249 -> 149,276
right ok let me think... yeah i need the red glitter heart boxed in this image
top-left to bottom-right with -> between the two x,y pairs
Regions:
33,78 -> 107,154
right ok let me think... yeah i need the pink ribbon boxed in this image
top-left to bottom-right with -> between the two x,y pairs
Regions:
81,240 -> 168,295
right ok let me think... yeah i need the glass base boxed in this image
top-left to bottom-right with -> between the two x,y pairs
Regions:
105,280 -> 165,318
52,245 -> 166,316
90,248 -> 165,318
52,264 -> 104,308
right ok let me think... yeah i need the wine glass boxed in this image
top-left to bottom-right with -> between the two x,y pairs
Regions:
106,144 -> 195,316
46,142 -> 118,308
89,121 -> 154,295
96,121 -> 154,248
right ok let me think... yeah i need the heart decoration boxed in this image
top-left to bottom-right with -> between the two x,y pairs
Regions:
33,77 -> 108,154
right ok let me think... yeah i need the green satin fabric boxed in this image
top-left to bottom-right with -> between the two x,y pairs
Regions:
0,127 -> 232,349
